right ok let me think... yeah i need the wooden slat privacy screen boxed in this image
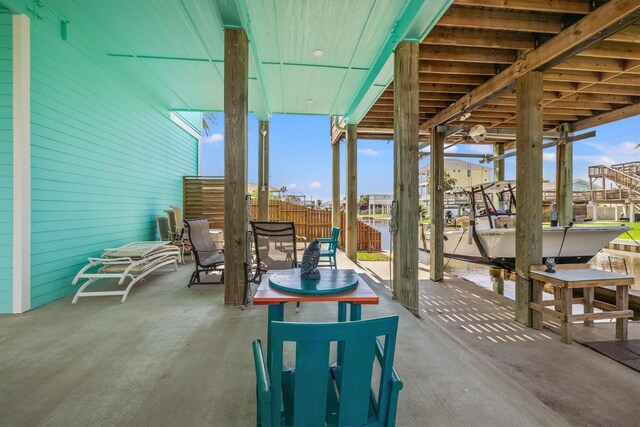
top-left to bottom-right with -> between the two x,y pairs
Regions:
183,176 -> 381,251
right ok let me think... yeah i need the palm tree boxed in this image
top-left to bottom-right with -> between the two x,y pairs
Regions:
202,112 -> 216,136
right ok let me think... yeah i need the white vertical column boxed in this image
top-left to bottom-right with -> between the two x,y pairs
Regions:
13,14 -> 30,313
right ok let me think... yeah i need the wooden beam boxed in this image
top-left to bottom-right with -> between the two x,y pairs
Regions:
493,143 -> 504,181
572,103 -> 640,131
257,120 -> 269,221
419,45 -> 516,64
438,6 -> 562,33
490,96 -> 613,110
606,24 -> 640,43
554,56 -> 625,73
419,60 -> 498,76
420,73 -> 486,85
223,29 -> 248,305
574,83 -> 640,96
332,139 -> 340,230
556,136 -> 573,226
603,75 -> 640,86
429,127 -> 444,282
452,0 -> 591,14
544,70 -> 600,84
393,41 -> 420,314
420,0 -> 640,130
580,40 -> 640,60
515,71 -> 543,327
345,124 -> 357,262
418,83 -> 476,93
425,26 -> 535,50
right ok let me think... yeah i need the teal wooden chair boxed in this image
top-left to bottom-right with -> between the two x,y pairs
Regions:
253,316 -> 403,427
317,227 -> 340,269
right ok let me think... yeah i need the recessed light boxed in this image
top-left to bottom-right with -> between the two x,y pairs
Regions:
305,99 -> 314,104
313,49 -> 324,57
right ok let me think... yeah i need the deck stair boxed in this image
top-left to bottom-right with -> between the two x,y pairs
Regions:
589,162 -> 640,203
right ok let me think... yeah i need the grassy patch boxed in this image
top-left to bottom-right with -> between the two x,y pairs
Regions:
357,251 -> 391,261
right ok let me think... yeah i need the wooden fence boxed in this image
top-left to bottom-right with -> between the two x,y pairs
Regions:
183,176 -> 381,251
254,200 -> 381,251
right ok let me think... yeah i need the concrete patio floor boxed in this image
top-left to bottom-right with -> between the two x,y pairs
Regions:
1,251 -> 638,426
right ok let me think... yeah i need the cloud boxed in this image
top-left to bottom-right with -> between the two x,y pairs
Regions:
308,181 -> 322,190
203,133 -> 223,143
286,183 -> 299,191
543,152 -> 556,161
358,148 -> 381,157
446,145 -> 459,153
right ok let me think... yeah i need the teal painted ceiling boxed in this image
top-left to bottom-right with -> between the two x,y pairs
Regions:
6,0 -> 452,122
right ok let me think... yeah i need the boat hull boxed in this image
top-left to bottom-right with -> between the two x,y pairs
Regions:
423,225 -> 630,271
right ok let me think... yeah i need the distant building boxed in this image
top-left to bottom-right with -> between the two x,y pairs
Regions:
366,194 -> 393,215
419,159 -> 492,207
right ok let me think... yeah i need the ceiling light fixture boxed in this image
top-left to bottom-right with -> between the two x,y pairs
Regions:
305,98 -> 314,104
313,49 -> 324,57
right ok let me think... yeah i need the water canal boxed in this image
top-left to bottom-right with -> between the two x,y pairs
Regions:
363,218 -> 640,295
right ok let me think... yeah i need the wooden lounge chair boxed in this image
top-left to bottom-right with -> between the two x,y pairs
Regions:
317,226 -> 339,269
186,218 -> 224,286
252,316 -> 403,426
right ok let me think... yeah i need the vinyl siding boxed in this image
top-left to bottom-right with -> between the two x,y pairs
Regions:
29,17 -> 197,307
0,11 -> 11,313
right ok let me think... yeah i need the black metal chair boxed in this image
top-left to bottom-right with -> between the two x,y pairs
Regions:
250,221 -> 299,284
185,218 -> 224,286
250,221 -> 305,312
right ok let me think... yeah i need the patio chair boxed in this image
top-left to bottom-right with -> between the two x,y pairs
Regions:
185,218 -> 225,287
250,221 -> 299,282
317,227 -> 339,269
156,216 -> 171,241
166,208 -> 187,263
252,315 -> 403,427
250,221 -> 300,311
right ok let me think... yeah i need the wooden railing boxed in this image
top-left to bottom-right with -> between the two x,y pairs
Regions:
589,163 -> 640,194
183,176 -> 381,251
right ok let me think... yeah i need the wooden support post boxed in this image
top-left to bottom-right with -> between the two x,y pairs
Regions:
223,29 -> 248,305
345,124 -> 357,262
332,140 -> 341,230
493,142 -> 505,208
257,120 -> 269,221
556,135 -> 573,226
393,41 -> 420,313
493,143 -> 504,181
429,127 -> 444,282
515,71 -> 543,326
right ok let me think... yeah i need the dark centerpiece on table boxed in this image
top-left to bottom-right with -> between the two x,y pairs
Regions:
300,239 -> 321,280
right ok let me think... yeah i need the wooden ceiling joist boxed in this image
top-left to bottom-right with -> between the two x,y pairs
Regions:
437,7 -> 562,34
419,60 -> 498,75
423,27 -> 536,50
419,0 -> 640,131
451,0 -> 592,14
572,103 -> 640,131
419,45 -> 516,64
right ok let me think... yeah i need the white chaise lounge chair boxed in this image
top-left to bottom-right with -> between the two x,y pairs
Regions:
71,241 -> 180,304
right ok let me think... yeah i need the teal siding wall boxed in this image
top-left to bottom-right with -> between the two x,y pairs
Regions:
0,11 -> 12,313
29,18 -> 198,307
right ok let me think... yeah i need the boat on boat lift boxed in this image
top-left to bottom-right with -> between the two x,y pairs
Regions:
422,180 -> 632,271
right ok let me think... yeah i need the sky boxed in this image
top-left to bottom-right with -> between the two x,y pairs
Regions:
201,113 -> 640,202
